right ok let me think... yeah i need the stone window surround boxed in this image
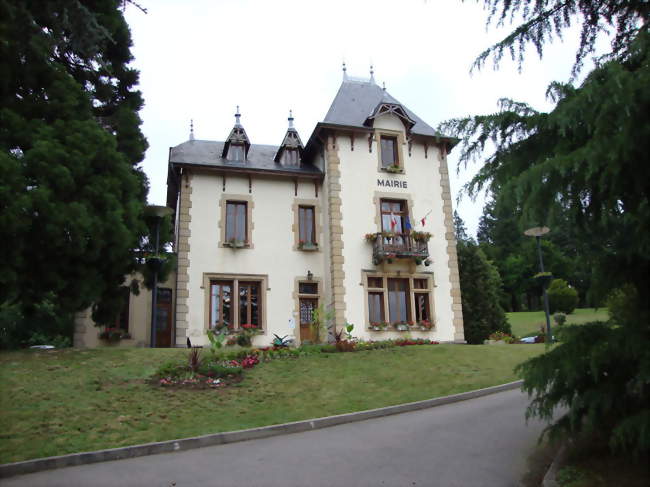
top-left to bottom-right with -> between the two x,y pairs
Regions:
202,272 -> 268,335
218,193 -> 255,249
375,128 -> 406,174
291,198 -> 323,251
292,274 -> 322,345
372,191 -> 416,234
361,270 -> 436,329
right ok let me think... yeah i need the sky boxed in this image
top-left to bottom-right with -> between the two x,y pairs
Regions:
124,0 -> 584,236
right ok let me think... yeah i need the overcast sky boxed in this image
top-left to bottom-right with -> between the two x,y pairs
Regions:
124,0 -> 584,236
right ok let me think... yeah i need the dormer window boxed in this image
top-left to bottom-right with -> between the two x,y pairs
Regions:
274,110 -> 304,167
282,148 -> 300,166
228,143 -> 245,162
380,136 -> 398,167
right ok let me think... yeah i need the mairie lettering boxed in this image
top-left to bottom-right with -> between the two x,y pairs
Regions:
377,179 -> 408,189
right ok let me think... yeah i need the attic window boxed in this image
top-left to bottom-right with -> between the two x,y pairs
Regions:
380,136 -> 398,167
228,144 -> 245,162
282,148 -> 300,166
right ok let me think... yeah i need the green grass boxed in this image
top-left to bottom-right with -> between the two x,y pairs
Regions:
0,345 -> 544,464
507,308 -> 609,338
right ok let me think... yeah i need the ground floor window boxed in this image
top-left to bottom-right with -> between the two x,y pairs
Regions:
365,274 -> 433,327
115,286 -> 131,331
208,276 -> 264,332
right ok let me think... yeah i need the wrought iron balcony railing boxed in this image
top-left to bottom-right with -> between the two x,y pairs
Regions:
370,233 -> 429,265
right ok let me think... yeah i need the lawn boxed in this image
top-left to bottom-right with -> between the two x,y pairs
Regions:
0,344 -> 543,463
507,308 -> 609,338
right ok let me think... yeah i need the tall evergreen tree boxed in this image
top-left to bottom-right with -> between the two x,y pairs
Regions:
0,1 -> 149,346
447,0 -> 649,453
455,212 -> 510,343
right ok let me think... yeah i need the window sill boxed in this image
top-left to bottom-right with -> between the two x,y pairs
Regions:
222,241 -> 250,249
380,166 -> 404,175
297,243 -> 319,251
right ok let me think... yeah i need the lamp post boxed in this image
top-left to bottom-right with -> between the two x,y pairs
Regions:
524,226 -> 552,343
146,205 -> 173,348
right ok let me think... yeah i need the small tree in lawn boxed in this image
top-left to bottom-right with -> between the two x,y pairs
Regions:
547,279 -> 579,314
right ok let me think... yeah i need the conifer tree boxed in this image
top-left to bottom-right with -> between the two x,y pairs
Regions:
447,0 -> 649,453
0,1 -> 149,346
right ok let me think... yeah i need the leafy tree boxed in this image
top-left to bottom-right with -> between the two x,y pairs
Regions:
455,213 -> 511,343
449,0 -> 649,454
0,1 -> 149,346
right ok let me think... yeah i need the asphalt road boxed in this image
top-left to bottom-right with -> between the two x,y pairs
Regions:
2,388 -> 547,487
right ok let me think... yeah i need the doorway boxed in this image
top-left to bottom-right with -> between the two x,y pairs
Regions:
155,288 -> 173,347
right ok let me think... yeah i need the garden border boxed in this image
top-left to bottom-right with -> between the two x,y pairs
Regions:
0,380 -> 523,479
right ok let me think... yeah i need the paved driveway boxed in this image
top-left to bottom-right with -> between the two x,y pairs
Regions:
2,388 -> 546,487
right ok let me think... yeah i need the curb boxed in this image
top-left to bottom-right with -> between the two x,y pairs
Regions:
542,441 -> 569,487
0,380 -> 523,479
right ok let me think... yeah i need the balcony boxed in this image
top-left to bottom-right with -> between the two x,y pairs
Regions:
368,233 -> 429,265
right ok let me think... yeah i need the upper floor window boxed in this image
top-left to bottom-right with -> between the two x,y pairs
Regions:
228,143 -> 245,162
226,201 -> 247,244
299,205 -> 316,245
380,199 -> 407,234
380,136 -> 398,167
282,148 -> 300,166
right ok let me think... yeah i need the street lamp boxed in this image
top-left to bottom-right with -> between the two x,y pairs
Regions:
146,205 -> 174,348
524,226 -> 552,343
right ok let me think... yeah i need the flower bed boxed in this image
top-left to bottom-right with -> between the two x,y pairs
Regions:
152,338 -> 440,390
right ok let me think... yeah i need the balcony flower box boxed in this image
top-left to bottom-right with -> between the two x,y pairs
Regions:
394,322 -> 411,332
411,231 -> 432,242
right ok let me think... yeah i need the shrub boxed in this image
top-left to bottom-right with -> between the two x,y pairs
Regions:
553,313 -> 567,326
547,279 -> 579,314
606,284 -> 637,327
198,363 -> 242,377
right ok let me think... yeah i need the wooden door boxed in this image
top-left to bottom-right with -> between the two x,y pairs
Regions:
155,288 -> 173,347
299,298 -> 318,342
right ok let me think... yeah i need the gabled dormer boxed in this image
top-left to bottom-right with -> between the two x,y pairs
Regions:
222,106 -> 251,162
364,98 -> 416,134
274,111 -> 304,167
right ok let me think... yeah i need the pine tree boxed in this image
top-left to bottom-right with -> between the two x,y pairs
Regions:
0,1 -> 149,346
446,0 -> 649,454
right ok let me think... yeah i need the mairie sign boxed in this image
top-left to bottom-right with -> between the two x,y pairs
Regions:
377,178 -> 407,189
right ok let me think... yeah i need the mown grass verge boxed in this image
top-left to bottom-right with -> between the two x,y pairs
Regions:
0,344 -> 544,463
507,308 -> 608,338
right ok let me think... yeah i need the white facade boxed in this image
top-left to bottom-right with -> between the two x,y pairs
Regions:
73,76 -> 464,348
168,77 -> 464,347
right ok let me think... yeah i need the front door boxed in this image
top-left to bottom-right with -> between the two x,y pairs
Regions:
299,298 -> 318,342
155,288 -> 173,347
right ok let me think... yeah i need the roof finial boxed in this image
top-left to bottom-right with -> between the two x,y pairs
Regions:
342,61 -> 348,81
382,81 -> 386,91
288,109 -> 294,129
189,119 -> 195,141
370,64 -> 375,83
235,105 -> 241,127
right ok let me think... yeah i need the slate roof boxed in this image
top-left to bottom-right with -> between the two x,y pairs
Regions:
322,79 -> 442,138
169,140 -> 323,177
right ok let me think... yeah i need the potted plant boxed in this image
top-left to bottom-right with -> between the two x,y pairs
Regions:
394,322 -> 410,331
226,238 -> 246,248
364,233 -> 378,243
418,319 -> 433,331
384,164 -> 402,173
411,231 -> 432,242
298,240 -> 318,251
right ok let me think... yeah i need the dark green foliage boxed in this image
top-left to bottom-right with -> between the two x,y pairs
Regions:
471,0 -> 649,77
455,213 -> 511,343
457,1 -> 649,454
197,363 -> 243,378
547,279 -> 579,314
516,319 -> 650,454
0,1 -> 149,346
